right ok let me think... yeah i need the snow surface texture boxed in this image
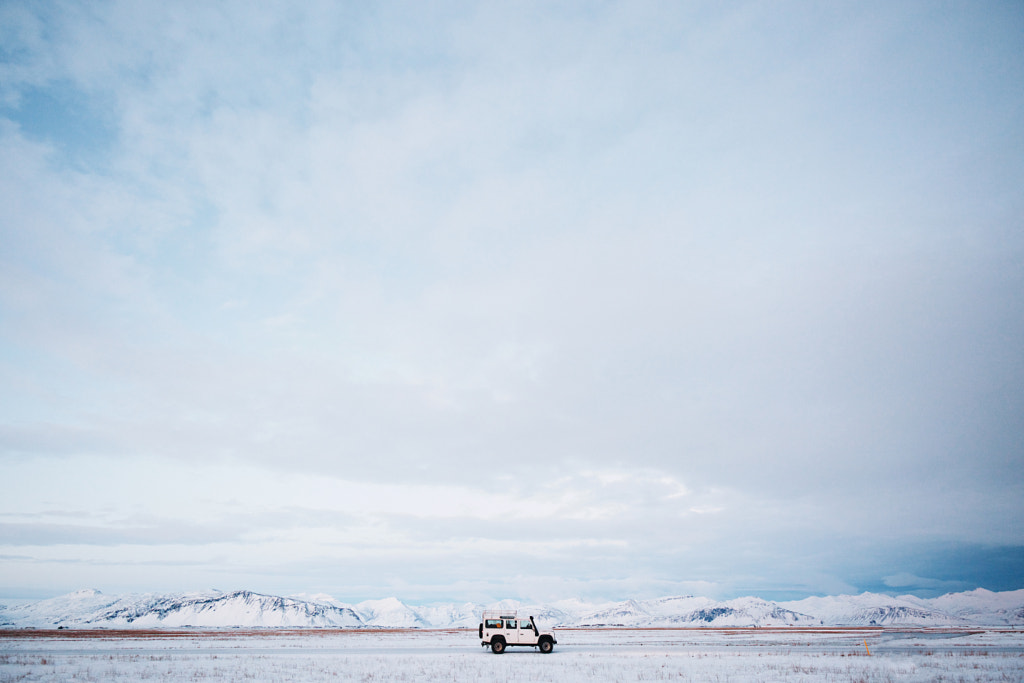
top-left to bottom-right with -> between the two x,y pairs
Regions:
2,628 -> 1023,683
2,588 -> 1023,629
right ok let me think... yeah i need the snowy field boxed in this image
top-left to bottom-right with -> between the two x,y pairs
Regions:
2,627 -> 1023,682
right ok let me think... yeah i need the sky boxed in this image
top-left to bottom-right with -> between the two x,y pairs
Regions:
0,0 -> 1022,604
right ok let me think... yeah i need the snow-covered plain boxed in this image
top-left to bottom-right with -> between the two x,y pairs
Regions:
2,627 -> 1023,682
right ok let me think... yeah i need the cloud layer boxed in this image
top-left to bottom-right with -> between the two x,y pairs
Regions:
1,0 -> 1022,601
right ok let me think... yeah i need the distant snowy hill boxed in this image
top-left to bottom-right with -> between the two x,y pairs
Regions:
905,588 -> 1024,626
561,595 -> 819,627
0,589 -> 363,629
355,598 -> 429,628
778,593 -> 968,626
2,588 -> 1022,630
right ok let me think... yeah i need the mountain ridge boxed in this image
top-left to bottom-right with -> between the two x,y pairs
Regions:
2,588 -> 1022,629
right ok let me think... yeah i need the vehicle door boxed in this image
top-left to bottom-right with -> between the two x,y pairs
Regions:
483,617 -> 503,641
504,618 -> 522,644
518,617 -> 538,645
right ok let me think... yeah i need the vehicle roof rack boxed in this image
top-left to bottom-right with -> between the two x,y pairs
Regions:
482,609 -> 517,619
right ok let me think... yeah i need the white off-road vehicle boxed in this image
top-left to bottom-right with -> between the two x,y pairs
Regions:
478,610 -> 557,654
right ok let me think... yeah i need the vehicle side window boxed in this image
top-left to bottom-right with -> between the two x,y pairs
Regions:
506,620 -> 516,629
485,619 -> 501,629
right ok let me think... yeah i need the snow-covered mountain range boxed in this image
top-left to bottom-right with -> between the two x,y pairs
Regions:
1,588 -> 1022,630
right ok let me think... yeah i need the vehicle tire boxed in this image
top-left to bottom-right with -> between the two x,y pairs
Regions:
539,638 -> 553,654
491,639 -> 506,654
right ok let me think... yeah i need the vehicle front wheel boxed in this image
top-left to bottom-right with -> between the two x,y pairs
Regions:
491,640 -> 506,654
539,639 -> 553,654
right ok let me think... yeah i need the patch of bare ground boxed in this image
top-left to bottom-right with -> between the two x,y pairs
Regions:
0,627 -> 469,639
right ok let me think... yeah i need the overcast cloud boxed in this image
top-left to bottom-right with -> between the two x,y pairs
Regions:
1,0 -> 1022,603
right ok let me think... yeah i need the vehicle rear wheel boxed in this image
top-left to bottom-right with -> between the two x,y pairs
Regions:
491,640 -> 505,654
539,639 -> 553,654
